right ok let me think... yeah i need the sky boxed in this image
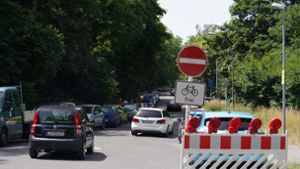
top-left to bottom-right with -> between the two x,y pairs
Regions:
158,0 -> 234,42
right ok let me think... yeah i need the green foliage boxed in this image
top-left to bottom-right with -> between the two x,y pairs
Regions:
0,0 -> 65,107
186,1 -> 300,108
0,0 -> 181,106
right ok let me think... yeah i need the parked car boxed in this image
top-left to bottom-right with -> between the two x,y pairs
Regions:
170,88 -> 175,96
167,99 -> 181,111
131,107 -> 174,137
191,111 -> 262,134
140,94 -> 156,107
186,111 -> 265,168
29,105 -> 94,160
124,103 -> 138,121
80,104 -> 105,129
115,105 -> 128,124
102,105 -> 121,127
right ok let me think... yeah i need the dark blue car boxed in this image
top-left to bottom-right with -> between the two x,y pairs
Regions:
102,105 -> 121,127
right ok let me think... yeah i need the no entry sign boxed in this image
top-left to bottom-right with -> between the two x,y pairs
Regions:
177,46 -> 208,77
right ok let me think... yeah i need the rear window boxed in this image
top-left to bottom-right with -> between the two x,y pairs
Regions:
81,106 -> 93,114
137,110 -> 162,118
102,107 -> 113,114
204,118 -> 252,131
38,109 -> 75,124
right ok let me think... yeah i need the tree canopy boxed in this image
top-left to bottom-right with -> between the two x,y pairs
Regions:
186,0 -> 300,108
0,0 -> 182,107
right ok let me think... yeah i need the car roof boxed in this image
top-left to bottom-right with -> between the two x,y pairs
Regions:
80,104 -> 100,107
38,104 -> 81,111
139,107 -> 163,111
193,111 -> 254,119
0,87 -> 18,92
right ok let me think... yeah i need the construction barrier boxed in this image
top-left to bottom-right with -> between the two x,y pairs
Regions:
181,133 -> 288,169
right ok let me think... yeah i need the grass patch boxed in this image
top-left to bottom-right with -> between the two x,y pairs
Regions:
288,163 -> 300,169
203,100 -> 300,146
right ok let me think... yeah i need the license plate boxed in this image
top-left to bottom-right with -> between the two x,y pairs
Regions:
142,120 -> 154,124
47,131 -> 64,136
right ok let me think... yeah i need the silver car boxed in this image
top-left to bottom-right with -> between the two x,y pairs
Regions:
80,104 -> 105,129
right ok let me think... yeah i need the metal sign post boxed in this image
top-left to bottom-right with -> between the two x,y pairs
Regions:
180,76 -> 193,169
176,46 -> 208,169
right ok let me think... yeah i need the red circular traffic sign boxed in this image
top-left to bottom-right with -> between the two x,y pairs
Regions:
177,46 -> 208,77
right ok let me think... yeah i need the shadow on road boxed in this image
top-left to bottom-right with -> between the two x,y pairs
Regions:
0,140 -> 29,157
37,151 -> 107,161
0,159 -> 8,164
93,124 -> 131,137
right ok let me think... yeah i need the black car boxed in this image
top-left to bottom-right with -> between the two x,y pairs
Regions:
29,105 -> 94,160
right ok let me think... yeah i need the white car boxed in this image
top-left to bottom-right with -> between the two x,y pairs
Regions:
131,108 -> 174,137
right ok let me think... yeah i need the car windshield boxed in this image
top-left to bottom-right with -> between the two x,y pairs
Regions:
0,91 -> 3,110
137,110 -> 162,118
102,107 -> 113,114
124,104 -> 137,111
38,109 -> 75,124
81,106 -> 93,114
204,118 -> 252,130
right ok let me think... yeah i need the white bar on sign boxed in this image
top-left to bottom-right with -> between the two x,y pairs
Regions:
179,58 -> 206,65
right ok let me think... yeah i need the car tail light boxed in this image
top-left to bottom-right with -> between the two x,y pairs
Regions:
248,118 -> 262,134
74,111 -> 82,137
132,118 -> 139,123
269,118 -> 282,134
30,111 -> 39,136
157,119 -> 166,124
208,117 -> 221,134
228,118 -> 242,134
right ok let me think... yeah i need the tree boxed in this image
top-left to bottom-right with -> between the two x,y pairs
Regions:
0,0 -> 65,107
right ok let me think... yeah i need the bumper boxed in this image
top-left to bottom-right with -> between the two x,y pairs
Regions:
29,136 -> 83,151
131,123 -> 168,134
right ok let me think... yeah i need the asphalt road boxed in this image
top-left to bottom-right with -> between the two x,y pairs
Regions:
1,96 -> 299,169
0,123 -> 180,169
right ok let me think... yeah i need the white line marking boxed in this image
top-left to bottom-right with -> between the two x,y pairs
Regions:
179,58 -> 206,65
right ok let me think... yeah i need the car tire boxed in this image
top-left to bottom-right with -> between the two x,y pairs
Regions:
29,149 -> 38,158
131,130 -> 138,136
169,125 -> 174,135
0,129 -> 8,147
87,140 -> 94,154
164,126 -> 169,137
77,143 -> 86,160
101,121 -> 106,129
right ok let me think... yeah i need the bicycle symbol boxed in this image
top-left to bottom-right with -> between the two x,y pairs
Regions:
181,84 -> 199,96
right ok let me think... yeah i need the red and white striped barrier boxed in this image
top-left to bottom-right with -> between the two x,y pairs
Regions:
181,133 -> 287,169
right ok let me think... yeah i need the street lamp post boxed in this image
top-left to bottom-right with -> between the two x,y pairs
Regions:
272,1 -> 286,134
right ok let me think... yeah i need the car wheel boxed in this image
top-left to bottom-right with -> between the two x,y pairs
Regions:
168,127 -> 173,135
87,140 -> 94,154
131,130 -> 138,136
0,129 -> 8,147
164,126 -> 169,137
29,149 -> 38,158
77,143 -> 86,160
101,121 -> 106,129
